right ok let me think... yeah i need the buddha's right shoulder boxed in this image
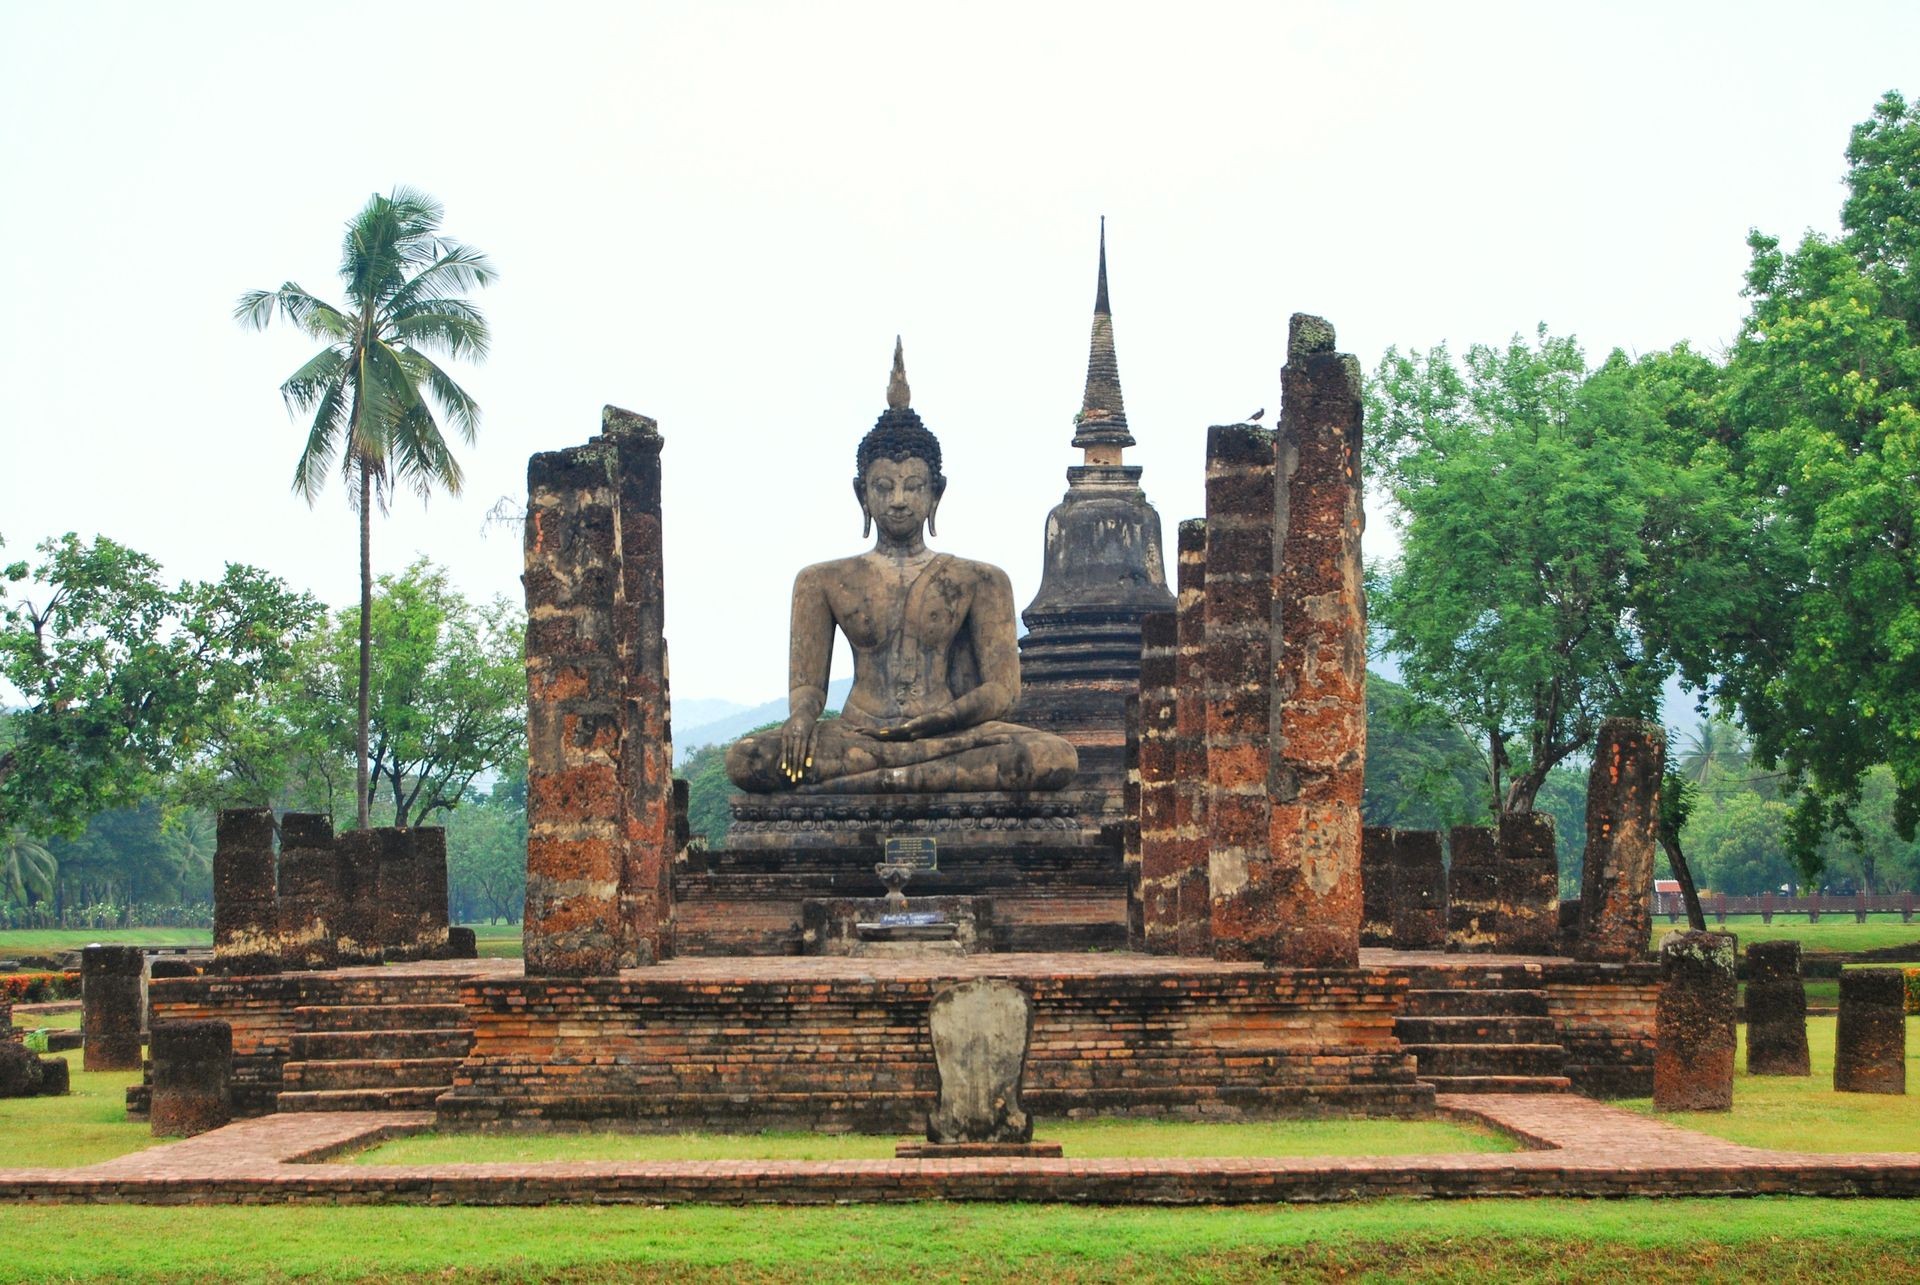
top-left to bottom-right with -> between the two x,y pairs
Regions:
792,557 -> 864,589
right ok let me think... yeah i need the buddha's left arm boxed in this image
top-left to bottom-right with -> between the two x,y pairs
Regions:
923,567 -> 1019,732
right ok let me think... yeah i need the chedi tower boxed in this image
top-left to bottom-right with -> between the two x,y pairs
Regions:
1017,222 -> 1174,823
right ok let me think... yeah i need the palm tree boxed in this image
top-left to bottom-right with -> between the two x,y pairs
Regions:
237,188 -> 495,827
1,833 -> 55,908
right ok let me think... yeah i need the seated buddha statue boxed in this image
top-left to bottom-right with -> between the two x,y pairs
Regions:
727,341 -> 1078,795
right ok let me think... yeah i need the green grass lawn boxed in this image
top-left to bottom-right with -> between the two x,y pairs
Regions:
1626,1015 -> 1920,1151
465,922 -> 523,960
12,1008 -> 81,1031
2,1198 -> 1919,1282
0,928 -> 209,956
1653,915 -> 1920,955
0,1052 -> 166,1168
355,1116 -> 1518,1165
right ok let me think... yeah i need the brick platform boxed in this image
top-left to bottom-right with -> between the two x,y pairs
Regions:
5,1095 -> 1920,1205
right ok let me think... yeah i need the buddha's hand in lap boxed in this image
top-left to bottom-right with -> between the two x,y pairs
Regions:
866,713 -> 946,742
778,713 -> 818,782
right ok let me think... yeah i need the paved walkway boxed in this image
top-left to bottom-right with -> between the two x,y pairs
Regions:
4,1095 -> 1919,1204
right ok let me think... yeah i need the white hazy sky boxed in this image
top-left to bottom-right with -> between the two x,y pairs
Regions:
2,2 -> 1914,706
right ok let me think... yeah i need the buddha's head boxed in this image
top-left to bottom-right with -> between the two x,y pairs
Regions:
855,339 -> 946,540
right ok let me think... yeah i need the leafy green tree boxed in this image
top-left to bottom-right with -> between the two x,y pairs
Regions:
680,741 -> 736,849
445,771 -> 526,924
1699,90 -> 1920,873
1364,329 -> 1747,814
1361,673 -> 1490,831
237,188 -> 496,829
0,533 -> 319,847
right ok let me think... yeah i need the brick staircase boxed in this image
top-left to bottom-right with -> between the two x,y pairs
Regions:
276,1002 -> 473,1112
1396,975 -> 1572,1094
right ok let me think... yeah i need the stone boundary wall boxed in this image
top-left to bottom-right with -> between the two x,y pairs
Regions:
440,968 -> 1430,1131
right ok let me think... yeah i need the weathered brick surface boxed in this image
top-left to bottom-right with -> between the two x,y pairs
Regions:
332,829 -> 383,966
1389,830 -> 1446,950
1361,827 -> 1395,947
1263,314 -> 1366,968
441,956 -> 1428,1131
1578,719 -> 1664,962
213,808 -> 280,974
1122,693 -> 1143,946
1654,931 -> 1736,1111
1445,826 -> 1500,952
1835,968 -> 1906,1094
1136,610 -> 1181,952
1746,940 -> 1810,1076
276,813 -> 339,970
1497,813 -> 1559,955
524,408 -> 675,975
150,1020 -> 232,1138
1170,519 -> 1212,955
82,944 -> 144,1071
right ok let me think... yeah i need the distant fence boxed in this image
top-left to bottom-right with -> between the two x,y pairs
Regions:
1655,890 -> 1916,924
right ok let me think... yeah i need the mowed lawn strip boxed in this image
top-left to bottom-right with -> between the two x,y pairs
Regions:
0,1054 -> 165,1168
0,928 -> 209,955
353,1116 -> 1517,1165
1625,1015 -> 1920,1152
1652,916 -> 1920,954
3,1198 -> 1920,1283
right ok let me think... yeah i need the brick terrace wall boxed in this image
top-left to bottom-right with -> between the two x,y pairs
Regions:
442,967 -> 1429,1132
1547,964 -> 1658,1097
1266,314 -> 1366,968
148,972 -> 470,1116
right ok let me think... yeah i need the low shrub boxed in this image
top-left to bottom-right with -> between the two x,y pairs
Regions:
1904,967 -> 1920,1015
0,971 -> 83,1003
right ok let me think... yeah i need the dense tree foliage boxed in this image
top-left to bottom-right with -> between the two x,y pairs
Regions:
0,533 -> 318,847
238,188 -> 495,827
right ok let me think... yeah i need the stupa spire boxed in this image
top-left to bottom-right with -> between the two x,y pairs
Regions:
886,334 -> 911,409
1073,217 -> 1134,453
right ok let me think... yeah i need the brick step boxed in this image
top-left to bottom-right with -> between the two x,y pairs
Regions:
281,1057 -> 465,1092
1400,987 -> 1549,1018
276,1086 -> 448,1112
1423,1074 -> 1574,1094
1394,1015 -> 1557,1045
294,1003 -> 469,1032
289,1028 -> 473,1061
1403,1042 -> 1568,1079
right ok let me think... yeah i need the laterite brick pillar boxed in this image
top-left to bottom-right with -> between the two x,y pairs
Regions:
213,807 -> 280,974
524,406 -> 676,975
1653,930 -> 1736,1111
149,1020 -> 232,1137
1745,940 -> 1810,1076
411,826 -> 452,958
1171,518 -> 1212,955
1203,422 -> 1280,960
332,829 -> 382,965
1498,812 -> 1559,955
81,944 -> 144,1071
1390,829 -> 1447,950
1445,826 -> 1500,953
275,812 -> 339,971
1264,313 -> 1366,967
1135,610 -> 1180,952
1835,969 -> 1907,1094
1360,827 -> 1395,947
1578,718 -> 1665,962
1122,693 -> 1143,947
372,828 -> 424,961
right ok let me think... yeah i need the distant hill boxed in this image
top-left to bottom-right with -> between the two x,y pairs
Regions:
675,678 -> 853,763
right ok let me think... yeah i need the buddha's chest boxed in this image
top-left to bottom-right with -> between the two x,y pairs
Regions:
829,564 -> 972,652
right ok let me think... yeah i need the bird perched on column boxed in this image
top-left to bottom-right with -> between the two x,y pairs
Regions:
1247,408 -> 1265,422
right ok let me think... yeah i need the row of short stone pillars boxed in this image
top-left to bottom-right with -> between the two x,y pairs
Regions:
1655,933 -> 1906,1109
213,807 -> 471,973
76,944 -> 233,1134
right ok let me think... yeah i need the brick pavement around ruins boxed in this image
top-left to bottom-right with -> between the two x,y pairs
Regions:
5,1094 -> 1920,1205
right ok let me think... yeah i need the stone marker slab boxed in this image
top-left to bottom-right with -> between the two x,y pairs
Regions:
1745,940 -> 1810,1076
1835,968 -> 1907,1095
1654,930 -> 1736,1111
927,978 -> 1035,1144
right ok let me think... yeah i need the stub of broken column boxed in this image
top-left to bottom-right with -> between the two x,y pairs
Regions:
1578,718 -> 1665,962
213,808 -> 280,974
1497,812 -> 1560,955
1203,422 -> 1285,961
522,439 -> 628,977
1134,610 -> 1180,952
1360,826 -> 1396,947
606,407 -> 676,967
1262,314 -> 1367,968
1444,825 -> 1500,953
411,826 -> 452,958
275,812 -> 339,971
1389,829 -> 1447,949
331,829 -> 383,966
1171,518 -> 1212,955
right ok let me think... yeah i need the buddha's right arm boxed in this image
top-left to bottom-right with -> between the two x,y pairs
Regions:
787,570 -> 834,723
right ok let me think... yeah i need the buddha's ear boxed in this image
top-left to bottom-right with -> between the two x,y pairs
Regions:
853,477 -> 870,538
927,495 -> 939,539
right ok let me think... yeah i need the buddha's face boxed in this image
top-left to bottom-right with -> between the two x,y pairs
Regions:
862,456 -> 937,540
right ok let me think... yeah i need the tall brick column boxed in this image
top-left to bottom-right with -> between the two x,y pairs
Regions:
1578,719 -> 1665,962
213,808 -> 279,974
1203,422 -> 1280,960
1135,610 -> 1180,952
1171,519 -> 1212,955
81,944 -> 144,1071
524,407 -> 676,976
1264,313 -> 1367,968
276,813 -> 339,971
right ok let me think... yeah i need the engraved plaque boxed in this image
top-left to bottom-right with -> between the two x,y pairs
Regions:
883,835 -> 938,871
